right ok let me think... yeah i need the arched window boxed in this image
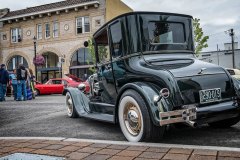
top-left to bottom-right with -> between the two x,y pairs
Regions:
70,48 -> 93,66
42,52 -> 58,68
70,48 -> 94,80
7,55 -> 28,71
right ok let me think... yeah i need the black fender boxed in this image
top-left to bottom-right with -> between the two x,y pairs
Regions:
232,77 -> 240,99
115,82 -> 174,126
65,87 -> 90,116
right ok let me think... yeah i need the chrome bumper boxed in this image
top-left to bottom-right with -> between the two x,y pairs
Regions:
159,105 -> 197,126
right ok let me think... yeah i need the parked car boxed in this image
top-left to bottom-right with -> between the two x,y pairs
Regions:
35,78 -> 89,95
226,68 -> 240,81
65,12 -> 240,142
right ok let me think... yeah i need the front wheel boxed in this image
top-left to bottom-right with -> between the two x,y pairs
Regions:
118,89 -> 165,142
209,115 -> 240,128
66,92 -> 78,118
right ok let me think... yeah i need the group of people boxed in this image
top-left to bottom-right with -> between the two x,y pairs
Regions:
0,63 -> 36,102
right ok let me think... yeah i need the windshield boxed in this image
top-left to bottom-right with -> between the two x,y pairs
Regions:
148,22 -> 185,44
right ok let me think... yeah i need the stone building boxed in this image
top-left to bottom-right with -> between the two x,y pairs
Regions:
0,0 -> 132,82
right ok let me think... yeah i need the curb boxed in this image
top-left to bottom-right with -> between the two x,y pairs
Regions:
1,137 -> 240,152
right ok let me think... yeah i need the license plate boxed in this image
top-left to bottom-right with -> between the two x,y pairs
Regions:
199,88 -> 221,104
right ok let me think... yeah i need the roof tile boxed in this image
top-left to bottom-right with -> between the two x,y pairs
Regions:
2,0 -> 97,18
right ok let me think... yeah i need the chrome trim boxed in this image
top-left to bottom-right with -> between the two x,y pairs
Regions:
159,105 -> 197,126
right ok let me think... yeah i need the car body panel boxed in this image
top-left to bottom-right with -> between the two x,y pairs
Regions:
67,12 -> 240,127
35,78 -> 81,95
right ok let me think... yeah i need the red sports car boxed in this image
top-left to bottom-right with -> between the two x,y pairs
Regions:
35,78 -> 89,95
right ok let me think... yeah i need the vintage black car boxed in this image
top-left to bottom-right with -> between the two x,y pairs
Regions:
65,12 -> 240,142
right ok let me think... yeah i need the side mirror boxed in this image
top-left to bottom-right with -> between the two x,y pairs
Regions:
78,83 -> 86,92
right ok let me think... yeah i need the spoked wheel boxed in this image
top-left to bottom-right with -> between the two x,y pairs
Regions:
118,90 -> 165,142
66,92 -> 78,118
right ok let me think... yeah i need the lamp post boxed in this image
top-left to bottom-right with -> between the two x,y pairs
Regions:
33,36 -> 37,81
83,41 -> 89,80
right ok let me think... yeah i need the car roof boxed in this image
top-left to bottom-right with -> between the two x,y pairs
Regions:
93,11 -> 193,38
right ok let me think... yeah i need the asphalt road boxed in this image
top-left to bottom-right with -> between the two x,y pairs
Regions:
0,95 -> 240,148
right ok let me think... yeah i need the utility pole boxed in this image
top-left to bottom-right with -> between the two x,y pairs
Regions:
217,44 -> 219,65
229,29 -> 235,68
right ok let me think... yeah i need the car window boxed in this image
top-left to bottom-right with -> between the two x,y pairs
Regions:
46,80 -> 52,84
227,69 -> 235,75
110,21 -> 123,58
52,80 -> 62,84
94,28 -> 110,64
62,80 -> 68,85
148,22 -> 185,44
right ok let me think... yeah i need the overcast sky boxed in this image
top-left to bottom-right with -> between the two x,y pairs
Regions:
1,0 -> 239,52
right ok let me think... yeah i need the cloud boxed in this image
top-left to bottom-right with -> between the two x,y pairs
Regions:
0,0 -> 61,11
122,0 -> 240,51
1,0 -> 239,51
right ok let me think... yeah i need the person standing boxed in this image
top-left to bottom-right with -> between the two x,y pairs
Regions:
16,64 -> 27,101
29,68 -> 36,99
9,69 -> 18,100
0,64 -> 9,102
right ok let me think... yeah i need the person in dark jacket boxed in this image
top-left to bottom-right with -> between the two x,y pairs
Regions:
0,64 -> 9,102
16,64 -> 27,101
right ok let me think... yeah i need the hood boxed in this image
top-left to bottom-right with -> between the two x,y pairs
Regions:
146,57 -> 226,78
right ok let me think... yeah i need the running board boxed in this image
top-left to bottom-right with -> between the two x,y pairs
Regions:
82,113 -> 115,123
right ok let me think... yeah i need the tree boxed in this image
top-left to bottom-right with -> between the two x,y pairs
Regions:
193,18 -> 209,55
87,38 -> 107,73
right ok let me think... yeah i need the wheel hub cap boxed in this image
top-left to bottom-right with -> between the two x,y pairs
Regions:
124,102 -> 142,136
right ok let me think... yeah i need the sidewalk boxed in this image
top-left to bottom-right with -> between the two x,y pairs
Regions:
1,137 -> 240,160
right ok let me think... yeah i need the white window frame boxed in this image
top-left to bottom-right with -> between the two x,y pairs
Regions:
53,21 -> 59,38
45,23 -> 50,39
37,24 -> 42,40
76,16 -> 90,34
11,28 -> 22,43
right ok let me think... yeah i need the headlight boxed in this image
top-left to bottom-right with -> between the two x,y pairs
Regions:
78,83 -> 86,92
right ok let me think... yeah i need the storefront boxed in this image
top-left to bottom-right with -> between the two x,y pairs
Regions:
37,52 -> 61,83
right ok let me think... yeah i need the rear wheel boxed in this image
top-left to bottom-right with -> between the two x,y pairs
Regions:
209,115 -> 240,128
36,89 -> 40,96
66,92 -> 78,118
118,89 -> 165,142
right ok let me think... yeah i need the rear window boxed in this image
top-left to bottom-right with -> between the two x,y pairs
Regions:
227,69 -> 235,75
148,22 -> 185,44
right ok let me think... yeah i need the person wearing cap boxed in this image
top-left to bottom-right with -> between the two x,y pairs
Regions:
16,63 -> 27,101
0,64 -> 9,102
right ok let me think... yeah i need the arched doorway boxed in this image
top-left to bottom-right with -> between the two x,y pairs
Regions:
37,52 -> 60,83
7,55 -> 29,71
70,48 -> 93,80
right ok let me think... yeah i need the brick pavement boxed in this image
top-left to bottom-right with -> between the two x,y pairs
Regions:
0,138 -> 240,160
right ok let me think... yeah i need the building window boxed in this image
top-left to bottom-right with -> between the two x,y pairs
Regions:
7,55 -> 28,71
11,28 -> 22,43
37,24 -> 42,40
2,34 -> 7,40
53,21 -> 59,38
45,23 -> 50,38
76,16 -> 90,34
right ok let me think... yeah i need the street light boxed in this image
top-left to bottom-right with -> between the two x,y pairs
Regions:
83,41 -> 89,80
33,36 -> 37,81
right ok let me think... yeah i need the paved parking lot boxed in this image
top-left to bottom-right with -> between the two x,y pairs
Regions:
0,95 -> 240,147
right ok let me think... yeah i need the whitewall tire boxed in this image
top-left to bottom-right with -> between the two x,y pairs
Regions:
66,92 -> 78,118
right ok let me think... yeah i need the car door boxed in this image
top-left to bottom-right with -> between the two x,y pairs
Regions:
51,79 -> 64,94
44,80 -> 53,94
